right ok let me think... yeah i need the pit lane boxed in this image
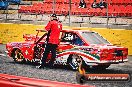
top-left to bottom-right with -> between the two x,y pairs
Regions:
0,44 -> 132,87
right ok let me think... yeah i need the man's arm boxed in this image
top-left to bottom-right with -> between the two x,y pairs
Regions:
45,21 -> 51,31
60,23 -> 62,31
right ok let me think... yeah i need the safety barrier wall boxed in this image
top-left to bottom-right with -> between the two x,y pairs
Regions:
0,23 -> 132,55
0,73 -> 91,87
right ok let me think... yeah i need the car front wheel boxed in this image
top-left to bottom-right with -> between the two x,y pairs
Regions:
12,49 -> 25,63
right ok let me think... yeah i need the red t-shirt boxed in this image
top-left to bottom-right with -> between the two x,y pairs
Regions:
45,20 -> 62,44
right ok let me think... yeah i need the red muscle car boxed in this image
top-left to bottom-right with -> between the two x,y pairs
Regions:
6,29 -> 128,70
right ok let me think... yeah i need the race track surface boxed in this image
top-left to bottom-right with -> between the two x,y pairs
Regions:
0,44 -> 132,87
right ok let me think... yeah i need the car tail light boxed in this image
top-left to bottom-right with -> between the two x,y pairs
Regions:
123,49 -> 128,57
113,49 -> 128,57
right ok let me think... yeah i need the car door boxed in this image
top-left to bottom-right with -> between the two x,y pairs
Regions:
57,32 -> 74,52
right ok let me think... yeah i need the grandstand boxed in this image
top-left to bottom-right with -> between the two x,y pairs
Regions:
0,0 -> 132,28
18,0 -> 132,17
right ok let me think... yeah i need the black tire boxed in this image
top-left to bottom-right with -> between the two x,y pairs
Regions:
67,54 -> 81,70
12,49 -> 25,63
33,45 -> 43,65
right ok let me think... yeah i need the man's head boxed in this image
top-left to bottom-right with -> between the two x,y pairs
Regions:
50,13 -> 57,20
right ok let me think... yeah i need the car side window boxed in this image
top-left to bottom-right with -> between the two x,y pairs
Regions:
61,32 -> 84,46
72,35 -> 84,46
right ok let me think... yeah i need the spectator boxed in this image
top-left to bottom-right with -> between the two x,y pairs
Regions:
99,0 -> 107,8
79,0 -> 86,8
91,0 -> 99,8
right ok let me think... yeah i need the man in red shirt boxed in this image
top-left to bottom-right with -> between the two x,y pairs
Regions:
38,14 -> 62,69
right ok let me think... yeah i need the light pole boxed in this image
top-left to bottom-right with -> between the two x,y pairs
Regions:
106,0 -> 109,28
53,0 -> 56,13
5,1 -> 9,20
69,0 -> 71,26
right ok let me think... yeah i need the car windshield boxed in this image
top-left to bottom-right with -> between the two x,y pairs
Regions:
81,32 -> 110,44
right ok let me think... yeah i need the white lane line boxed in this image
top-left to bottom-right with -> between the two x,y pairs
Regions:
0,54 -> 6,57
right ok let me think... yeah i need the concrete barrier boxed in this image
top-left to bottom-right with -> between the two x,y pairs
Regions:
0,73 -> 93,87
0,23 -> 132,55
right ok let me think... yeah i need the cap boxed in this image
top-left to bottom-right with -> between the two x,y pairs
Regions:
50,13 -> 57,18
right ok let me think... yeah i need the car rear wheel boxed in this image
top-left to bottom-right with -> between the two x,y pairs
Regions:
13,49 -> 25,63
67,54 -> 82,70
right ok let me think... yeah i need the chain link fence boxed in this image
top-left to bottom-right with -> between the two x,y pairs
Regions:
0,0 -> 132,29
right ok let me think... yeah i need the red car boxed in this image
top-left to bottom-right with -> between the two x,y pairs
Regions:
6,29 -> 128,70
